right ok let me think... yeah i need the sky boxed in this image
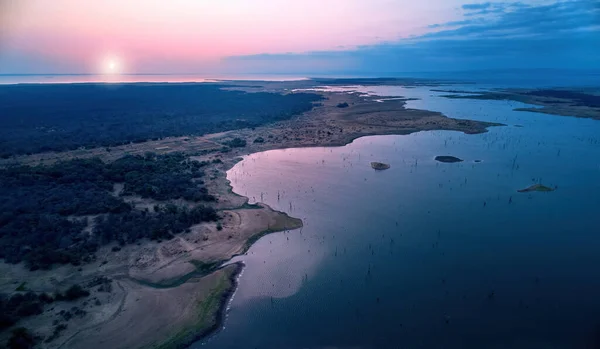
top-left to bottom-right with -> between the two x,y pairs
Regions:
0,0 -> 598,75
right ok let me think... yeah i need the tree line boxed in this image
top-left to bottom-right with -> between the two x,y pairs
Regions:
0,83 -> 322,157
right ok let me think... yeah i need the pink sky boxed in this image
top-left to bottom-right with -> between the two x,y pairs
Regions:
0,0 -> 555,74
0,0 -> 466,73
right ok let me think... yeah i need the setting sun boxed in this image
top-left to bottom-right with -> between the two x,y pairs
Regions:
101,56 -> 123,75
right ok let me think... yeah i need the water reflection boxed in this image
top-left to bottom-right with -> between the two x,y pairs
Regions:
200,86 -> 600,349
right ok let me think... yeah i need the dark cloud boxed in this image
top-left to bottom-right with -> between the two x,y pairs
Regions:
424,0 -> 600,39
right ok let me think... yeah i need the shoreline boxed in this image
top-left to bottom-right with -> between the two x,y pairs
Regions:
161,91 -> 499,347
0,83 -> 500,349
156,261 -> 245,349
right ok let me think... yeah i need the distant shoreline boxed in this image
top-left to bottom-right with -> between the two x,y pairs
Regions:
0,74 -> 312,85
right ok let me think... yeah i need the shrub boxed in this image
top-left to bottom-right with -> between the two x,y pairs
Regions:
224,138 -> 247,148
8,327 -> 36,349
62,285 -> 90,301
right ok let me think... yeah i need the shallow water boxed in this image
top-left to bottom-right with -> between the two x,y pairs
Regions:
198,86 -> 600,349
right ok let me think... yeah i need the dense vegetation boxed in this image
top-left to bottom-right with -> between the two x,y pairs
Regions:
524,89 -> 600,107
107,153 -> 216,201
7,327 -> 36,349
0,293 -> 46,330
442,89 -> 600,109
0,83 -> 321,157
94,204 -> 218,245
0,153 -> 217,270
223,137 -> 247,148
0,285 -> 90,332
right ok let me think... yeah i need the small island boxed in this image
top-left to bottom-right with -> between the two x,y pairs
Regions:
371,162 -> 390,170
435,156 -> 463,163
517,183 -> 555,193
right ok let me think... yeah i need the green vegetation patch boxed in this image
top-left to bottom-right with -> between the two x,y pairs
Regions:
222,138 -> 247,148
0,153 -> 217,270
0,284 -> 90,333
153,268 -> 236,349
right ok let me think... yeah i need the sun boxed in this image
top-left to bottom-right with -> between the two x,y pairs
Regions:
101,55 -> 123,75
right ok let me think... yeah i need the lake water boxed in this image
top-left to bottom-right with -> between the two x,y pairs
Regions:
198,86 -> 600,349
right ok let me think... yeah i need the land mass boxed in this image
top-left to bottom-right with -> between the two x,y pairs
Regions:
439,88 -> 600,120
371,162 -> 390,170
435,155 -> 463,163
517,183 -> 555,193
0,78 -> 507,349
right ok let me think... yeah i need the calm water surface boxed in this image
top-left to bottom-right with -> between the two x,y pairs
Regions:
198,86 -> 600,349
0,74 -> 309,84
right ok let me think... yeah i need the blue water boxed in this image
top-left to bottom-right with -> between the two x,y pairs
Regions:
198,85 -> 600,349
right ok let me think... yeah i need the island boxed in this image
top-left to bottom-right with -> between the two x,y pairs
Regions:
439,89 -> 600,121
371,162 -> 390,170
435,155 -> 464,163
517,183 -> 555,193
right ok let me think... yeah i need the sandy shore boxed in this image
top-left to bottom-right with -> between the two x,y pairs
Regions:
0,82 -> 500,348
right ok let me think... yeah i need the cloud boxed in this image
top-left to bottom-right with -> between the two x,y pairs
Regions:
225,0 -> 600,73
462,2 -> 492,10
462,1 -> 525,16
428,19 -> 475,29
424,0 -> 600,39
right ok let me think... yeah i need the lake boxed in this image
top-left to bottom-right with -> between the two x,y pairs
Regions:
198,85 -> 600,349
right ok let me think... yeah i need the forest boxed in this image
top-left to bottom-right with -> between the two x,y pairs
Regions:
524,89 -> 600,107
0,285 -> 90,332
0,153 -> 218,270
0,83 -> 321,157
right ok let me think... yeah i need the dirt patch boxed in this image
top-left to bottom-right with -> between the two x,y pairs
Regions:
58,264 -> 240,349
